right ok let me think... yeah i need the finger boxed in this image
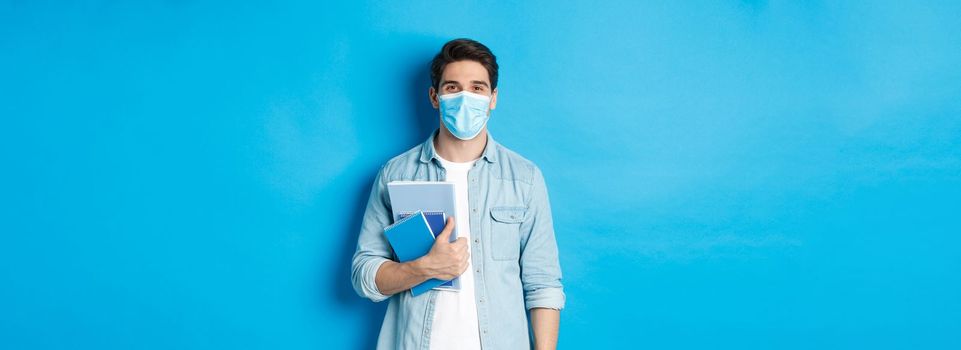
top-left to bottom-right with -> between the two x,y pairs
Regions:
435,216 -> 455,241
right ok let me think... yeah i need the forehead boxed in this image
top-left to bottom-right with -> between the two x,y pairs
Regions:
441,60 -> 490,83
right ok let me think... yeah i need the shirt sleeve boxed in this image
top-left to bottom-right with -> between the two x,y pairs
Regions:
519,165 -> 566,311
350,164 -> 395,302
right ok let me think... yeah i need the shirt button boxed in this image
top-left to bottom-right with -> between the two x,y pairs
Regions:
474,238 -> 479,243
479,299 -> 484,303
475,268 -> 480,273
472,208 -> 477,213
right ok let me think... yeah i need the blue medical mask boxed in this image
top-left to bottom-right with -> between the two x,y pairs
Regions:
438,91 -> 491,140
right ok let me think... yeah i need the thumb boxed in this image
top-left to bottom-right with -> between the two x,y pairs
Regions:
435,216 -> 455,242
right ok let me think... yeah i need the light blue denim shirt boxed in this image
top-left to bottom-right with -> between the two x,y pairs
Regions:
351,130 -> 565,349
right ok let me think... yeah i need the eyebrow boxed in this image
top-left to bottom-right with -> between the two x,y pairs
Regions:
441,80 -> 490,88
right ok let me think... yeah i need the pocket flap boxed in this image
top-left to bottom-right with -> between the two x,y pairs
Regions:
490,206 -> 527,223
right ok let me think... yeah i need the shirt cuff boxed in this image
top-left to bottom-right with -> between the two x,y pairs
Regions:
524,287 -> 565,311
362,258 -> 391,302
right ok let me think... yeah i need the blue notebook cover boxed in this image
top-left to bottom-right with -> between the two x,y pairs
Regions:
383,211 -> 448,296
399,211 -> 455,289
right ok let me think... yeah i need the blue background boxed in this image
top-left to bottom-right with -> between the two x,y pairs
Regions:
2,1 -> 960,349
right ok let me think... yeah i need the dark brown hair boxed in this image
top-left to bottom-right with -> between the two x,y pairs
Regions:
430,38 -> 499,90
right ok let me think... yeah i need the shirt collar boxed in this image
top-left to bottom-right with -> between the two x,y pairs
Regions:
419,129 -> 498,164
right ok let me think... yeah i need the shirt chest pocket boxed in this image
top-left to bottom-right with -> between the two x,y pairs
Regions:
489,206 -> 527,261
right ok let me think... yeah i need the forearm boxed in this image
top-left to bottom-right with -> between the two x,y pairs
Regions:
529,307 -> 560,350
374,259 -> 432,296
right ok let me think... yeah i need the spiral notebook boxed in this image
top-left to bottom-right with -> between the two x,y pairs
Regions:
398,211 -> 455,290
382,211 -> 449,296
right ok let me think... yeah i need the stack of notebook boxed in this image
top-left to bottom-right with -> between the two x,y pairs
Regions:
385,181 -> 461,296
383,210 -> 456,296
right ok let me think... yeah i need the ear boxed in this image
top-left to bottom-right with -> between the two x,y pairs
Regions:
489,87 -> 498,111
429,86 -> 439,109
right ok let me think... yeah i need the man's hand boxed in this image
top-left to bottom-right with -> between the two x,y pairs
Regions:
374,217 -> 469,296
415,217 -> 470,280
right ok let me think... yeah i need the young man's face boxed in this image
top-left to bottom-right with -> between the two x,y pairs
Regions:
429,60 -> 498,113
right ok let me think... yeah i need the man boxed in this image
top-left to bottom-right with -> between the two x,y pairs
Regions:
351,38 -> 564,350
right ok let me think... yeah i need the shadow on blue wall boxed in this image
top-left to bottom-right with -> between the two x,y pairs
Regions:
325,48 -> 439,348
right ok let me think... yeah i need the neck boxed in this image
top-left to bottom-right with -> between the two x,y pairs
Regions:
434,127 -> 487,162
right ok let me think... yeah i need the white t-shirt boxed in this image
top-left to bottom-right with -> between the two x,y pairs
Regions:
429,153 -> 482,350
